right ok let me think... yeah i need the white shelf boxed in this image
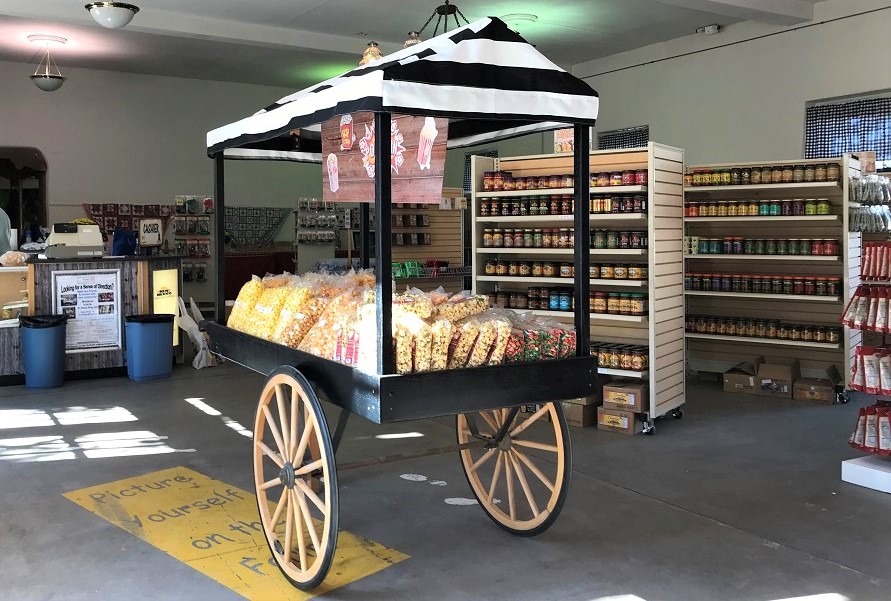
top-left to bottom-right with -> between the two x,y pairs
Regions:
684,182 -> 841,195
530,310 -> 647,324
686,215 -> 840,223
598,368 -> 649,379
684,254 -> 839,261
684,291 -> 841,302
478,276 -> 646,287
477,185 -> 647,198
475,213 -> 648,224
685,333 -> 840,350
477,248 -> 647,256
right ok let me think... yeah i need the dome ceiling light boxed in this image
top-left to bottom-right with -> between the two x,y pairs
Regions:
27,34 -> 67,92
85,2 -> 140,29
500,13 -> 538,35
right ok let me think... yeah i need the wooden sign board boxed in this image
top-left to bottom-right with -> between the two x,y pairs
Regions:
322,112 -> 448,204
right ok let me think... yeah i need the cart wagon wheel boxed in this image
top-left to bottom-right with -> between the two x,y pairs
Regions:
457,402 -> 571,536
253,366 -> 339,590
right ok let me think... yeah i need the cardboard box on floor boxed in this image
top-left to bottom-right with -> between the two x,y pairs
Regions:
723,356 -> 764,394
597,406 -> 642,435
603,381 -> 648,413
794,364 -> 842,404
756,357 -> 800,399
560,401 -> 596,428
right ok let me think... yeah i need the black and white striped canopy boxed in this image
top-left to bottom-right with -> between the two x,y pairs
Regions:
207,17 -> 598,162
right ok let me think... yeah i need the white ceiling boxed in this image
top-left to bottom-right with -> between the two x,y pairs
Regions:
0,0 -> 823,89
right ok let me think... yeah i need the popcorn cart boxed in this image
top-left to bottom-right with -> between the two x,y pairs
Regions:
205,17 -> 599,590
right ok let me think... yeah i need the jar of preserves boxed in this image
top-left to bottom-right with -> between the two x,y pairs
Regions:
815,327 -> 827,343
777,323 -> 789,339
793,165 -> 805,183
515,293 -> 529,310
610,172 -> 623,186
744,320 -> 757,337
592,292 -> 607,313
702,274 -> 713,290
543,262 -> 557,277
537,175 -> 550,190
548,175 -> 561,189
492,229 -> 504,247
542,229 -> 553,248
606,231 -> 620,249
741,167 -> 752,185
503,176 -> 515,192
758,200 -> 770,216
508,262 -> 519,276
684,173 -> 694,187
751,167 -> 762,184
715,201 -> 728,217
723,237 -> 734,254
686,202 -> 699,217
782,277 -> 794,295
496,260 -> 508,276
513,230 -> 524,247
754,239 -> 766,255
597,172 -> 610,187
779,200 -> 792,216
592,229 -> 607,249
817,198 -> 831,215
609,349 -> 621,368
600,265 -> 615,279
772,165 -> 784,183
827,277 -> 841,296
803,276 -> 816,295
770,199 -> 782,216
532,261 -> 543,277
815,277 -> 827,296
549,290 -> 561,310
630,294 -> 647,316
515,177 -> 526,192
484,259 -> 497,275
803,326 -> 815,342
549,196 -> 560,215
526,176 -> 538,190
760,166 -> 772,184
480,200 -> 490,217
483,171 -> 494,191
747,200 -> 760,216
708,238 -> 721,254
607,294 -> 621,314
561,195 -> 573,215
755,321 -> 767,338
804,199 -> 817,215
631,351 -> 646,371
793,278 -> 805,295
828,328 -> 841,343
622,170 -> 635,185
810,239 -> 822,255
726,200 -> 739,217
799,163 -> 817,183
635,169 -> 648,185
782,165 -> 794,183
559,228 -> 572,249
614,265 -> 628,279
619,294 -> 631,315
496,291 -> 509,308
725,320 -> 737,336
823,239 -> 839,256
559,262 -> 573,278
765,239 -> 777,255
493,171 -> 506,191
532,229 -> 543,248
503,228 -> 514,247
631,231 -> 646,249
483,229 -> 494,247
559,291 -> 572,312
562,174 -> 574,188
523,229 -> 534,248
771,277 -> 783,295
814,163 -> 827,182
826,163 -> 840,181
619,231 -> 631,249
776,239 -> 788,255
730,168 -> 741,186
767,321 -> 779,339
744,238 -> 755,254
692,170 -> 704,186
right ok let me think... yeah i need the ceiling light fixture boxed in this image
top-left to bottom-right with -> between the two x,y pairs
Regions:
28,34 -> 67,92
408,0 -> 470,47
85,2 -> 140,29
500,13 -> 538,34
358,41 -> 384,66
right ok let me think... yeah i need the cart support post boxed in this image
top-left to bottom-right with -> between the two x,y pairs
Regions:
374,112 -> 394,375
359,203 -> 371,269
572,124 -> 591,355
213,151 -> 226,324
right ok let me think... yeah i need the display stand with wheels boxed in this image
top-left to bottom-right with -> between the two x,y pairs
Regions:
204,17 -> 599,590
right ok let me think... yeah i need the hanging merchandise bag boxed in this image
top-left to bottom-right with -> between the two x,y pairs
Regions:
177,297 -> 220,369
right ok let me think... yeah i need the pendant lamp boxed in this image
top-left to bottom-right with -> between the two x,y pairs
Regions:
28,35 -> 67,92
358,41 -> 384,66
85,2 -> 140,29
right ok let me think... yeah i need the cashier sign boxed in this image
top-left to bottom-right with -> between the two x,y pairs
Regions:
139,218 -> 164,247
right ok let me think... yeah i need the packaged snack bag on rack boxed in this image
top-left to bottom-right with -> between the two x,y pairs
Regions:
436,292 -> 488,322
864,405 -> 880,453
875,288 -> 889,333
270,279 -> 314,342
558,329 -> 577,358
850,347 -> 865,392
866,288 -> 880,331
879,350 -> 891,396
861,346 -> 882,394
394,288 -> 435,319
430,318 -> 454,371
851,289 -> 871,329
246,273 -> 295,340
227,275 -> 265,332
503,328 -> 525,364
393,308 -> 433,373
486,314 -> 513,365
841,287 -> 864,327
448,318 -> 481,369
877,406 -> 891,455
850,406 -> 867,449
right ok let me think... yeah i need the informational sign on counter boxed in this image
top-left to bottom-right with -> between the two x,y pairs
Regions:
151,268 -> 179,346
52,269 -> 122,352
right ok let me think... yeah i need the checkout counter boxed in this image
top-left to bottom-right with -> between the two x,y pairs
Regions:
0,225 -> 182,384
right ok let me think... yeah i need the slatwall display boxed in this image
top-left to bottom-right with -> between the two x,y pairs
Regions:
684,156 -> 860,381
470,143 -> 686,421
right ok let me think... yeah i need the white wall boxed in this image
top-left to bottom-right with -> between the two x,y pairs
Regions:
0,60 -> 322,241
573,0 -> 891,165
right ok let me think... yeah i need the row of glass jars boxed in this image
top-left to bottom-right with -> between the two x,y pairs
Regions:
687,237 -> 839,256
480,196 -> 574,217
591,341 -> 649,371
685,273 -> 841,296
686,315 -> 841,344
482,169 -> 650,192
685,198 -> 831,217
685,163 -> 840,187
483,260 -> 649,280
483,228 -> 574,249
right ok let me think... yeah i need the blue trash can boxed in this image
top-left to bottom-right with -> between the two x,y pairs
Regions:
20,315 -> 68,389
125,314 -> 174,382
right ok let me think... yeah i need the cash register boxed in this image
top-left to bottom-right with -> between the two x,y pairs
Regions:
43,223 -> 104,259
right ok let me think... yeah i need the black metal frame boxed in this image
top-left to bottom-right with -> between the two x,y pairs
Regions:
210,112 -> 594,419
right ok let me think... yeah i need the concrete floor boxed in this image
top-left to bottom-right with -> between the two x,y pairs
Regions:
0,365 -> 889,601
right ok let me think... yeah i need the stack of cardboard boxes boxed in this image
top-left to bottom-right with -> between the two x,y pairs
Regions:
722,356 -> 841,403
597,381 -> 648,435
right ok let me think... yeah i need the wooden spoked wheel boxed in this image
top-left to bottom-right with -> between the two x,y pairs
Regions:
253,366 -> 338,590
457,403 -> 571,536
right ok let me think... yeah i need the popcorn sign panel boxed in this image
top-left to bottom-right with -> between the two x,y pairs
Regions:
321,112 -> 448,204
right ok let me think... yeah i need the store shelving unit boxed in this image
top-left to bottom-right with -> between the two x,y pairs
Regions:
471,143 -> 686,424
683,156 -> 860,380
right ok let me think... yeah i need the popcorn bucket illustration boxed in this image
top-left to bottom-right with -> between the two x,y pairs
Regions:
327,153 -> 339,192
340,114 -> 355,150
417,117 -> 438,171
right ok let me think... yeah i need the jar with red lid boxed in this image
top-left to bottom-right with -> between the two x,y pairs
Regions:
810,239 -> 822,255
823,239 -> 839,256
493,171 -> 506,191
503,228 -> 514,247
635,169 -> 648,185
513,230 -> 524,247
686,202 -> 699,217
610,172 -> 623,186
803,277 -> 816,295
793,278 -> 805,295
622,170 -> 635,185
771,277 -> 783,295
561,195 -> 573,215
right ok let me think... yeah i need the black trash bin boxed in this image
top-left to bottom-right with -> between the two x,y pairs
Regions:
124,314 -> 175,381
20,315 -> 68,388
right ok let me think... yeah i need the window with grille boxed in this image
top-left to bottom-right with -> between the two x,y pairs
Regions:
597,126 -> 649,151
462,148 -> 498,195
805,94 -> 891,170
